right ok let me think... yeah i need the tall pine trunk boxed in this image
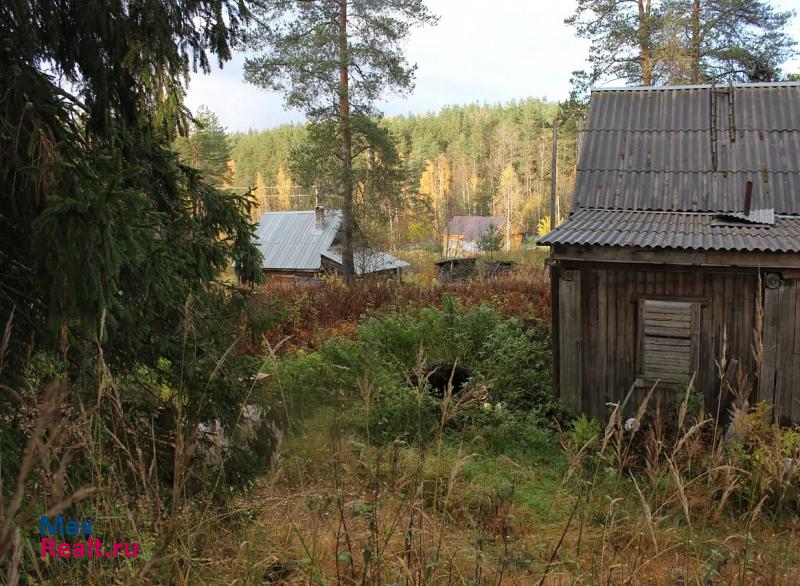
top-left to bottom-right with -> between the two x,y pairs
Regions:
638,0 -> 653,85
338,0 -> 355,283
690,0 -> 701,83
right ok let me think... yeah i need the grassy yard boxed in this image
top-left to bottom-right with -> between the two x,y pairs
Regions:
203,269 -> 800,584
6,268 -> 800,584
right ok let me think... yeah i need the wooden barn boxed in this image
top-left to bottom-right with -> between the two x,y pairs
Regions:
539,82 -> 800,424
254,206 -> 408,284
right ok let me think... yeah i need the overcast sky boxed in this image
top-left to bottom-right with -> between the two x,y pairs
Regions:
185,0 -> 800,133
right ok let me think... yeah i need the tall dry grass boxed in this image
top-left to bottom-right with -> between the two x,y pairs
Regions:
0,303 -> 277,585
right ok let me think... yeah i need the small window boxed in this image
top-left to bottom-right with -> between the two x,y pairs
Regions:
638,299 -> 700,384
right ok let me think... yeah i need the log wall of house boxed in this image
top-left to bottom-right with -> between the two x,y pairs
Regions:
558,264 -> 762,418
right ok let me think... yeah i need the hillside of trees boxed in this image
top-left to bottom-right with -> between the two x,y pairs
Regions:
225,99 -> 581,247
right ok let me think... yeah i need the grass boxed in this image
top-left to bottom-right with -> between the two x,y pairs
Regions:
200,400 -> 800,584
4,269 -> 800,584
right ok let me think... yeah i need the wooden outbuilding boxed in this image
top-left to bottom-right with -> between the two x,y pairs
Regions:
435,258 -> 477,283
540,82 -> 800,424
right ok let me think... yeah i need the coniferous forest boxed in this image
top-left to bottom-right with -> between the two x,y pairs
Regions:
227,99 -> 579,246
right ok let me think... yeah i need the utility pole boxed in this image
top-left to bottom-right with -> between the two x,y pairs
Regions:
550,118 -> 559,229
505,182 -> 511,252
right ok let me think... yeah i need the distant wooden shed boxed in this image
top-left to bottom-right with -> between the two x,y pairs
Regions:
540,82 -> 800,424
435,258 -> 476,283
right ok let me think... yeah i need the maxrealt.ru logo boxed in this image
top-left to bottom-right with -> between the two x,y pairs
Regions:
39,515 -> 139,559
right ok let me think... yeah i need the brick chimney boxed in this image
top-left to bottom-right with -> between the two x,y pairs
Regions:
315,205 -> 326,229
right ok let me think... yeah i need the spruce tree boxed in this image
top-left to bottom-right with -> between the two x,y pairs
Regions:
174,106 -> 234,187
0,0 -> 262,376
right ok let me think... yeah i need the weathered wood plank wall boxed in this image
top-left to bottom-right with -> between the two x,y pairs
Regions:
759,278 -> 800,424
558,269 -> 582,412
559,264 -> 761,418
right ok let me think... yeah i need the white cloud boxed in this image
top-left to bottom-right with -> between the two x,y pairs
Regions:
186,0 -> 800,132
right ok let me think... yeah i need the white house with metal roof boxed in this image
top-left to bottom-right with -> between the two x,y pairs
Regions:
254,206 -> 408,283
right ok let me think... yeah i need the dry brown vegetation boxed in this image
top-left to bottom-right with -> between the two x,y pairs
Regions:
247,268 -> 551,352
3,268 -> 800,585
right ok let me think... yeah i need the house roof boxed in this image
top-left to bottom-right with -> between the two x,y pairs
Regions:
539,208 -> 800,252
254,210 -> 408,273
446,216 -> 507,240
322,249 -> 409,275
541,82 -> 800,252
255,211 -> 342,271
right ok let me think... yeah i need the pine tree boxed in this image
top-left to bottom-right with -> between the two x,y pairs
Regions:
566,0 -> 796,92
243,0 -> 436,282
676,0 -> 795,82
566,0 -> 660,92
290,117 -> 405,244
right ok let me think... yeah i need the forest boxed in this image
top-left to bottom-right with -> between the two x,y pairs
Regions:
181,99 -> 579,249
2,0 -> 800,584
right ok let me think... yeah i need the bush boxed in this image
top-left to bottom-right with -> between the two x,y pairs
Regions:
476,317 -> 553,410
271,338 -> 364,423
464,409 -> 556,462
264,300 -> 555,454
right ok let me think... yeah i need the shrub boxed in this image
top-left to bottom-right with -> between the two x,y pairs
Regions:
476,317 -> 553,411
266,300 -> 556,455
464,409 -> 556,462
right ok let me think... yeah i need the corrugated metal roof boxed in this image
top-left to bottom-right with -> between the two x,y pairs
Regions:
575,83 -> 800,215
446,216 -> 507,241
255,211 -> 342,271
594,81 -> 800,92
541,83 -> 800,253
255,210 -> 409,274
539,208 -> 800,252
322,250 -> 409,275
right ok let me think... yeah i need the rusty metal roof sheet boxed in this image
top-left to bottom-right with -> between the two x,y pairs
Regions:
538,208 -> 800,252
